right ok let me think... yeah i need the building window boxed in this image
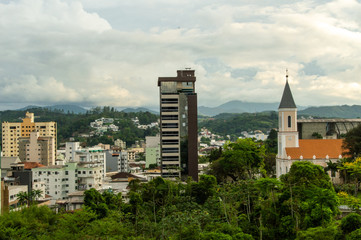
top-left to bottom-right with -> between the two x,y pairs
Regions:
288,116 -> 291,128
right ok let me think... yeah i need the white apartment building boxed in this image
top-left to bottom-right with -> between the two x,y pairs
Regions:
32,162 -> 102,200
64,142 -> 106,178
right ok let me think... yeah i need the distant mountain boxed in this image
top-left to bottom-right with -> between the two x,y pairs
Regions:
198,100 -> 307,116
17,105 -> 42,111
299,105 -> 361,118
44,105 -> 87,114
121,107 -> 159,115
17,105 -> 87,114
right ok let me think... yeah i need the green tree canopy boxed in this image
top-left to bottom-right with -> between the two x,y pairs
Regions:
343,124 -> 361,158
209,138 -> 266,182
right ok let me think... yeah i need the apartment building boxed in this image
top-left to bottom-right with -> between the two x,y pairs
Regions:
18,132 -> 55,165
2,112 -> 56,161
158,69 -> 198,181
32,162 -> 102,200
63,142 -> 106,178
105,150 -> 129,173
145,135 -> 160,168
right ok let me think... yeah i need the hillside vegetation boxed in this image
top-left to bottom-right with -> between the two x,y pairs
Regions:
199,111 -> 278,137
0,107 -> 159,147
299,105 -> 361,118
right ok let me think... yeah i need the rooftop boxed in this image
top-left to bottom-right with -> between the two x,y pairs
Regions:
23,162 -> 46,169
279,79 -> 296,109
298,119 -> 361,123
285,139 -> 345,160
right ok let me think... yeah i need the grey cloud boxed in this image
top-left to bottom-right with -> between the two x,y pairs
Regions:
1,0 -> 361,109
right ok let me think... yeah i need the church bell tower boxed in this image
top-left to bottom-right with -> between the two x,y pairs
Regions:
278,71 -> 298,159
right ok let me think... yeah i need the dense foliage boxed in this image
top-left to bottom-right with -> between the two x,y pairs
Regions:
1,160 -> 350,239
0,107 -> 159,147
2,136 -> 361,239
343,124 -> 361,158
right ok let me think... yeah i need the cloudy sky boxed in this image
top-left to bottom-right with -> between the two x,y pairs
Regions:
1,0 -> 361,110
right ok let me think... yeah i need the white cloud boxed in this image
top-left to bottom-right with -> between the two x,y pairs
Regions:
1,0 -> 361,109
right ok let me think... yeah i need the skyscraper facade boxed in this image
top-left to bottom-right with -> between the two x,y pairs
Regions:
158,70 -> 198,181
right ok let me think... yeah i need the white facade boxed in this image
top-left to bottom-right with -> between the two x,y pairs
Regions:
63,142 -> 106,179
65,142 -> 80,162
32,162 -> 102,200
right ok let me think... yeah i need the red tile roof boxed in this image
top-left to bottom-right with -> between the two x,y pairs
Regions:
285,139 -> 344,160
23,162 -> 46,169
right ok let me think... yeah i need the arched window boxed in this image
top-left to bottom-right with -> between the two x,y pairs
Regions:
288,116 -> 291,128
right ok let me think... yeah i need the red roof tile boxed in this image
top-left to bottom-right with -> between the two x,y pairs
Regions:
285,139 -> 344,160
23,162 -> 46,169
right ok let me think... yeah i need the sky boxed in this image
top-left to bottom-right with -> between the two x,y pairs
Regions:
1,0 -> 361,110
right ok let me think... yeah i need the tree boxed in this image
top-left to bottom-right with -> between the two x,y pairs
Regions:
340,213 -> 361,234
311,132 -> 323,139
265,129 -> 277,153
343,124 -> 361,157
209,138 -> 266,182
84,188 -> 122,218
339,157 -> 361,195
279,161 -> 339,231
191,175 -> 217,204
207,147 -> 223,162
16,190 -> 43,207
296,225 -> 338,240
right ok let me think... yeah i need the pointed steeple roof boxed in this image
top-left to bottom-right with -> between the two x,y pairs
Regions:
279,71 -> 296,109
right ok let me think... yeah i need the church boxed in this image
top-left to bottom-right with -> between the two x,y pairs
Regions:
276,73 -> 344,182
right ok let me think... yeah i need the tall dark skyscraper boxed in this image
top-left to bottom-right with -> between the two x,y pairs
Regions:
158,69 -> 198,181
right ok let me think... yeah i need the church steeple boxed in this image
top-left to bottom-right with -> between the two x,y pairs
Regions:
279,71 -> 296,109
277,70 -> 299,169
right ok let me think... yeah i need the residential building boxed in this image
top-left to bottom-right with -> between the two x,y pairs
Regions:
8,185 -> 27,210
18,131 -> 55,165
158,69 -> 198,181
63,142 -> 106,178
65,142 -> 80,162
2,112 -> 56,162
32,162 -> 103,200
9,162 -> 45,193
118,150 -> 128,172
56,191 -> 85,211
105,150 -> 129,173
145,135 -> 160,168
276,73 -> 344,182
114,139 -> 126,149
1,157 -> 20,178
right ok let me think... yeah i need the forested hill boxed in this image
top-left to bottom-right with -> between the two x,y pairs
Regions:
0,107 -> 159,147
199,111 -> 278,137
299,105 -> 361,118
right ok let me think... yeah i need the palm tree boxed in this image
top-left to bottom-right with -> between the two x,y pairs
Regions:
16,190 -> 43,207
16,191 -> 29,206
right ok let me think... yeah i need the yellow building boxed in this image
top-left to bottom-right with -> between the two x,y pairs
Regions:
2,112 -> 56,163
